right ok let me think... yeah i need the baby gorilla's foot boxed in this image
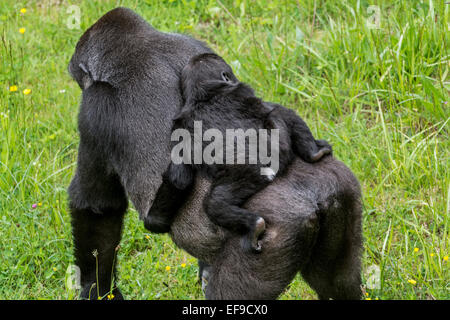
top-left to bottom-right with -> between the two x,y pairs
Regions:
144,214 -> 172,234
310,139 -> 332,162
242,217 -> 266,253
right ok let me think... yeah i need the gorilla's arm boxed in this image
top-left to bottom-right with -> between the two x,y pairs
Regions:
144,163 -> 194,233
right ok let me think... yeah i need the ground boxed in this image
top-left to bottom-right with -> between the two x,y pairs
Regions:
0,0 -> 448,300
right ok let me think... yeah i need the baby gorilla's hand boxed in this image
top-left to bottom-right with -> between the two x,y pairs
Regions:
310,139 -> 332,162
241,217 -> 266,253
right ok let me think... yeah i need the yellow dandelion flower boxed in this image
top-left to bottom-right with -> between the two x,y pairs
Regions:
19,28 -> 26,34
413,247 -> 419,253
20,8 -> 27,14
52,267 -> 57,271
9,85 -> 18,92
145,235 -> 150,239
181,263 -> 186,268
365,292 -> 369,296
407,279 -> 417,285
38,202 -> 42,206
365,298 -> 372,300
107,294 -> 114,300
430,253 -> 434,257
23,88 -> 31,95
165,266 -> 171,271
444,256 -> 448,262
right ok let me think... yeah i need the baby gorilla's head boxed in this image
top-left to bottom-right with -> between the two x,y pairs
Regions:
183,53 -> 238,84
181,53 -> 239,102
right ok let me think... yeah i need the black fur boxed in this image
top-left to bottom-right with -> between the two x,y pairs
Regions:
67,7 -> 212,299
68,8 -> 361,300
145,53 -> 332,252
170,156 -> 363,300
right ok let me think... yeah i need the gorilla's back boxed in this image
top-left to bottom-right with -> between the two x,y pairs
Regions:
170,156 -> 361,265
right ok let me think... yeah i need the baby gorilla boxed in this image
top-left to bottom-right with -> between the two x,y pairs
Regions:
145,53 -> 331,252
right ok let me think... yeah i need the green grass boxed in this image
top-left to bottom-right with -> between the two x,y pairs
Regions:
0,0 -> 448,300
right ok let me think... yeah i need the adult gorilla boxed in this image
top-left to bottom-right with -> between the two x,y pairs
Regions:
68,7 -> 212,299
67,7 -> 362,300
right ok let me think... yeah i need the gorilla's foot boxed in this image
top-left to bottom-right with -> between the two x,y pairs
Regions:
80,284 -> 124,300
311,139 -> 333,162
242,217 -> 266,253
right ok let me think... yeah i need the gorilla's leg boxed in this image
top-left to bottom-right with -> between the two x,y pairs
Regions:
71,206 -> 126,299
68,149 -> 128,300
198,260 -> 212,294
205,175 -> 269,252
300,198 -> 363,300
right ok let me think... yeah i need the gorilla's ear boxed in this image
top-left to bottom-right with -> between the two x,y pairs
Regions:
199,79 -> 238,98
184,79 -> 237,103
69,52 -> 116,90
68,59 -> 96,90
78,63 -> 94,90
78,63 -> 89,75
220,71 -> 232,82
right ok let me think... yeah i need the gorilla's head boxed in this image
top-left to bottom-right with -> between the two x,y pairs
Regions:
180,53 -> 243,103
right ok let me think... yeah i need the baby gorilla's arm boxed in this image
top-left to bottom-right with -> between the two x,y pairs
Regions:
272,105 -> 332,162
144,163 -> 194,233
205,173 -> 268,253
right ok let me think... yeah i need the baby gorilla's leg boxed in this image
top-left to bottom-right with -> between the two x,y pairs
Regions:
310,139 -> 333,162
205,176 -> 268,253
